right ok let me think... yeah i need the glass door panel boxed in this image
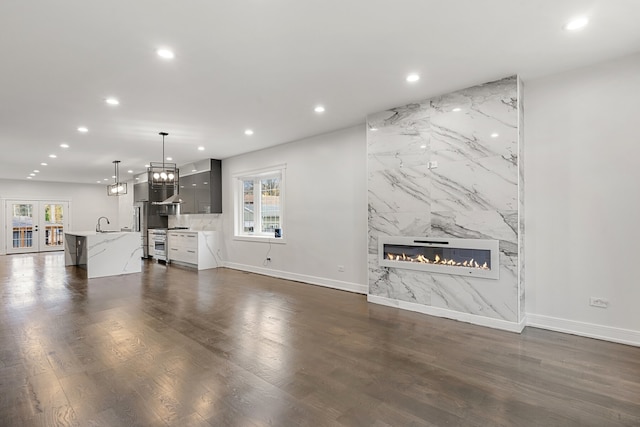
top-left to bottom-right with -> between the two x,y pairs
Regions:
40,202 -> 66,252
7,202 -> 38,254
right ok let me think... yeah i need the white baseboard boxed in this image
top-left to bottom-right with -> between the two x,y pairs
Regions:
367,295 -> 526,333
526,314 -> 640,347
223,262 -> 368,294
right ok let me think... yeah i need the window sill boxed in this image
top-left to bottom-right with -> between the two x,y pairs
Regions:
233,235 -> 287,244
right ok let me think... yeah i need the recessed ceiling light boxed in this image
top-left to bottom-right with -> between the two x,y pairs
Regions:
192,183 -> 197,186
33,170 -> 39,173
135,177 -> 140,180
314,105 -> 325,113
144,164 -> 150,168
192,169 -> 197,172
49,154 -> 57,158
157,48 -> 175,59
491,133 -> 499,138
244,129 -> 254,136
420,144 -> 427,149
370,127 -> 378,132
406,74 -> 420,83
452,107 -> 462,112
30,173 -> 35,176
203,182 -> 208,185
197,146 -> 205,151
27,176 -> 32,179
564,17 -> 588,31
103,178 -> 109,181
77,127 -> 88,133
166,157 -> 172,161
41,162 -> 48,166
60,143 -> 69,148
96,181 -> 101,184
111,175 -> 116,179
127,170 -> 133,173
105,98 -> 119,105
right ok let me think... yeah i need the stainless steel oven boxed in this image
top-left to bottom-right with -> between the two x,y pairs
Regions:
148,229 -> 168,262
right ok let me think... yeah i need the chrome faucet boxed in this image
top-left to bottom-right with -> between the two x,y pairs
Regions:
96,216 -> 110,232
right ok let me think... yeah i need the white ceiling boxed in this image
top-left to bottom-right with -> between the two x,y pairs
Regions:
1,0 -> 639,185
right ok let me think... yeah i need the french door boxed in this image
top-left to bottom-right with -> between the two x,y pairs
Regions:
5,200 -> 70,254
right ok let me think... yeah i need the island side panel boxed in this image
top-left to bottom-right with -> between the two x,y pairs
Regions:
86,233 -> 142,278
197,231 -> 222,270
64,234 -> 78,266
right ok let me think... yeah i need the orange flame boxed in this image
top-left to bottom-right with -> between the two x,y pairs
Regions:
386,252 -> 490,270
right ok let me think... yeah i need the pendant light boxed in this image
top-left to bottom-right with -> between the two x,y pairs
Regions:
107,160 -> 127,196
149,131 -> 178,188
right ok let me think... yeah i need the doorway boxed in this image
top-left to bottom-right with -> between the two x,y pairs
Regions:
5,200 -> 70,254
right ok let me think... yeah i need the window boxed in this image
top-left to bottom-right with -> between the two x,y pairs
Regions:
234,165 -> 285,240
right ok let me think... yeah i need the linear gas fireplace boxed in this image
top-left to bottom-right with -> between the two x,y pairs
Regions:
378,236 -> 500,280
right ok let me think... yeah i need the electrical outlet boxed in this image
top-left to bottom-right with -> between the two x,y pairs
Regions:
337,265 -> 345,272
589,297 -> 608,308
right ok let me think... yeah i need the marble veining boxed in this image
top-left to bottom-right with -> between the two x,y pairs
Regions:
367,75 -> 524,325
517,76 -> 526,322
65,232 -> 142,279
368,166 -> 431,214
199,230 -> 224,268
169,213 -> 222,230
428,156 -> 518,212
430,210 -> 518,257
429,270 -> 518,321
368,211 -> 431,253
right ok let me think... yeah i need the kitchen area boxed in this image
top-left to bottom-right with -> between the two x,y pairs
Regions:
63,155 -> 224,277
133,157 -> 224,268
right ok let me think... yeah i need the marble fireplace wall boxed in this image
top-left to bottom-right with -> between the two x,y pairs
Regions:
367,76 -> 524,326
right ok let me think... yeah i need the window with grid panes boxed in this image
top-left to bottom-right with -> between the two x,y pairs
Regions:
235,166 -> 285,239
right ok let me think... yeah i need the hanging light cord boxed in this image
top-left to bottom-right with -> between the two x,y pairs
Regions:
159,132 -> 169,179
113,160 -> 120,185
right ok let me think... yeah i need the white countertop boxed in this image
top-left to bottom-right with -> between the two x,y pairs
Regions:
167,230 -> 218,234
66,231 -> 134,237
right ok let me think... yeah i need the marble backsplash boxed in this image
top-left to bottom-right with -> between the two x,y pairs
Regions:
169,213 -> 222,231
367,76 -> 525,325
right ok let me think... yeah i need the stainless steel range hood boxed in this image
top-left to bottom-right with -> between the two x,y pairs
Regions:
151,194 -> 183,205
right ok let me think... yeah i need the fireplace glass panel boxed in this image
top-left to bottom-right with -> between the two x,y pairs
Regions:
383,244 -> 492,271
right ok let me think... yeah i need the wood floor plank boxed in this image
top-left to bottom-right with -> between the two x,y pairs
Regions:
0,252 -> 639,426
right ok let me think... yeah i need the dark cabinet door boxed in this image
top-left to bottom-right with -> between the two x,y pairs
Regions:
178,174 -> 196,214
209,159 -> 222,214
177,159 -> 222,214
193,172 -> 211,213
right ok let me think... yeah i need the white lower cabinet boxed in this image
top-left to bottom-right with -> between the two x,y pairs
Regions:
167,231 -> 221,270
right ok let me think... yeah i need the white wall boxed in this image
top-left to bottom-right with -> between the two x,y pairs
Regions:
525,52 -> 640,343
0,179 -> 120,253
222,125 -> 368,293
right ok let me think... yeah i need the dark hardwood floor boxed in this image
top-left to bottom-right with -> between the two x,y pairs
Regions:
0,253 -> 639,426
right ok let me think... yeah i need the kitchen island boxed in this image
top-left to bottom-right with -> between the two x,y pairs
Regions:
64,231 -> 142,278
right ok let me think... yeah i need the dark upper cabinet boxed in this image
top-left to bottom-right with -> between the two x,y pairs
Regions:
178,174 -> 195,213
178,159 -> 222,214
209,159 -> 222,213
133,182 -> 149,202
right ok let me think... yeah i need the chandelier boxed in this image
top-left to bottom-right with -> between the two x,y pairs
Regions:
107,160 -> 127,196
149,131 -> 179,188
